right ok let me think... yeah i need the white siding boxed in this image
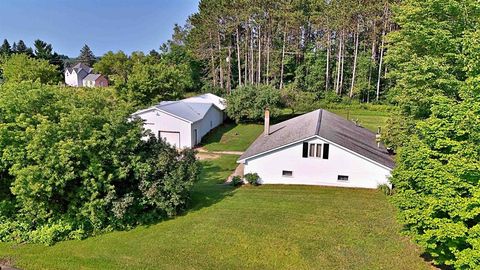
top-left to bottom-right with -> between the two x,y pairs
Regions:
190,106 -> 224,146
135,110 -> 193,148
65,70 -> 79,87
242,137 -> 391,189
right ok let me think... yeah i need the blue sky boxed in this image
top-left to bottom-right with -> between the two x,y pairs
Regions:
0,0 -> 199,57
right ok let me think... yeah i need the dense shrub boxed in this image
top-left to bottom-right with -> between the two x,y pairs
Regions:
0,82 -> 199,244
377,184 -> 392,196
225,85 -> 281,123
231,176 -> 243,187
244,173 -> 260,186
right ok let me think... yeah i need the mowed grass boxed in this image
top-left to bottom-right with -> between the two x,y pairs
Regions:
327,108 -> 390,132
0,155 -> 428,270
201,123 -> 263,152
201,107 -> 390,152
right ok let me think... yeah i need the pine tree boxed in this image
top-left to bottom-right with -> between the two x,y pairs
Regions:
15,40 -> 33,56
0,39 -> 11,56
34,39 -> 53,60
78,44 -> 96,66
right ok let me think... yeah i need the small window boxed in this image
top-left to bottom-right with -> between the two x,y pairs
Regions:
309,144 -> 315,157
282,170 -> 293,177
323,143 -> 330,159
338,175 -> 349,181
316,144 -> 322,158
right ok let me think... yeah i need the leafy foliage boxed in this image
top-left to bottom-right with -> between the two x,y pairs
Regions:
389,2 -> 480,268
225,85 -> 281,123
119,58 -> 193,106
0,54 -> 60,84
0,83 -> 199,244
244,173 -> 260,186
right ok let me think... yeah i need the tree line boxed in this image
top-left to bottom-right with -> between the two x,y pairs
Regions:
186,0 -> 394,101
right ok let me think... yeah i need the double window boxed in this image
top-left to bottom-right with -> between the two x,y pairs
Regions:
303,142 -> 329,159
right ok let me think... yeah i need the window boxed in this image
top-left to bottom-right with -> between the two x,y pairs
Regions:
338,175 -> 349,181
309,144 -> 315,157
302,142 -> 308,158
316,144 -> 322,158
282,170 -> 293,177
323,143 -> 330,159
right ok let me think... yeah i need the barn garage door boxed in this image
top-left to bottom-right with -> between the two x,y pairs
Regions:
159,131 -> 180,148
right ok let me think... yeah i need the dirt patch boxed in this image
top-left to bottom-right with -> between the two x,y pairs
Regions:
196,152 -> 221,161
0,257 -> 20,270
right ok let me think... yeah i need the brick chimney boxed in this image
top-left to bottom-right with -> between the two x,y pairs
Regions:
264,109 -> 270,136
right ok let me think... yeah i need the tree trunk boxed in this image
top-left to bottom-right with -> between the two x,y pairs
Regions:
325,31 -> 330,92
209,32 -> 216,87
244,28 -> 248,85
236,27 -> 242,87
217,33 -> 224,89
350,24 -> 360,98
280,26 -> 287,89
266,33 -> 270,85
227,45 -> 232,93
376,15 -> 387,101
339,32 -> 345,95
335,31 -> 343,95
257,25 -> 261,85
250,26 -> 254,84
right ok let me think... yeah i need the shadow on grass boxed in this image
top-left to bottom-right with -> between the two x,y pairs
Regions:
199,121 -> 236,146
420,253 -> 452,270
187,159 -> 236,212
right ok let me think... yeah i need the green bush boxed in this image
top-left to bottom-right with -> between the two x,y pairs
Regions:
377,184 -> 392,196
244,173 -> 260,186
231,176 -> 243,187
0,82 -> 199,245
225,85 -> 281,123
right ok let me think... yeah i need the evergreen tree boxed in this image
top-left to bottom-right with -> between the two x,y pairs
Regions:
15,40 -> 33,56
78,44 -> 96,66
0,39 -> 11,56
33,39 -> 53,60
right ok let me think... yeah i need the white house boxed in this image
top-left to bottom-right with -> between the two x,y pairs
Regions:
131,93 -> 226,148
65,63 -> 108,87
237,109 -> 395,189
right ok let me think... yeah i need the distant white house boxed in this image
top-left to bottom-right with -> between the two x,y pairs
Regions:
65,63 -> 108,87
131,93 -> 226,148
238,109 -> 394,189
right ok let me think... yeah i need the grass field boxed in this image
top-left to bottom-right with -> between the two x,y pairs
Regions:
0,154 -> 428,270
201,107 -> 390,152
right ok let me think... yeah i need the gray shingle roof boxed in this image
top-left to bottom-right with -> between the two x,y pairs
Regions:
238,109 -> 395,169
83,74 -> 101,81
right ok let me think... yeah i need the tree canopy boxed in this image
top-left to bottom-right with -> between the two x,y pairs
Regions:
387,0 -> 480,268
0,54 -> 60,84
0,83 -> 199,245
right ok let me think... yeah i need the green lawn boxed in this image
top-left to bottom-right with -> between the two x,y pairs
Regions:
0,155 -> 428,270
328,108 -> 390,132
201,123 -> 263,152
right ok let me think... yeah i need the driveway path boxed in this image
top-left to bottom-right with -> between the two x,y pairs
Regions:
196,147 -> 244,156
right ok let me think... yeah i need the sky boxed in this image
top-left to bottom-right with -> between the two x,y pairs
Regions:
0,0 -> 199,57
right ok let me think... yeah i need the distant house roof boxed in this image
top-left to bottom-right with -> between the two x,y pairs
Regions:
132,93 -> 226,123
83,74 -> 102,82
238,109 -> 395,169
